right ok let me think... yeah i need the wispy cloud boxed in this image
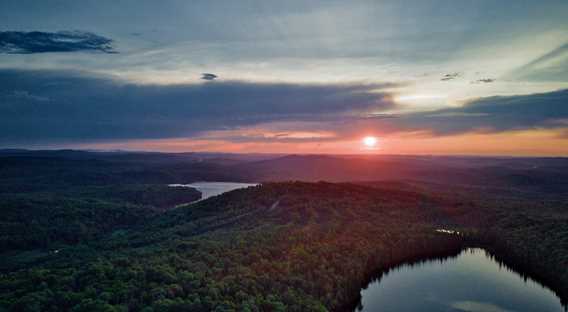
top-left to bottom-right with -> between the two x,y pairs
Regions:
201,73 -> 218,81
441,72 -> 460,81
0,31 -> 115,54
471,78 -> 495,84
6,90 -> 50,102
511,42 -> 568,82
517,42 -> 568,73
450,300 -> 512,312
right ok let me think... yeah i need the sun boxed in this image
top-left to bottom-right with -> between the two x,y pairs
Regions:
362,136 -> 378,148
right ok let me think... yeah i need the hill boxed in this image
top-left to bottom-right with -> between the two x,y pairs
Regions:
0,151 -> 567,311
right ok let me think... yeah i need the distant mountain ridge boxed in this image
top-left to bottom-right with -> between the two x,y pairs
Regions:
1,149 -> 567,195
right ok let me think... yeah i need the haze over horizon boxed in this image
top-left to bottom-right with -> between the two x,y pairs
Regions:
1,0 -> 568,155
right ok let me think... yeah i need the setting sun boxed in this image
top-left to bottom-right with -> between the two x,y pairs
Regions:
362,136 -> 378,148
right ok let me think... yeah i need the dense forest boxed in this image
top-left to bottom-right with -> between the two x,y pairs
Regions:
0,151 -> 567,311
0,184 -> 200,253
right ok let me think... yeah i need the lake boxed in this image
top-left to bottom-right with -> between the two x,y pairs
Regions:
169,182 -> 258,202
356,248 -> 564,312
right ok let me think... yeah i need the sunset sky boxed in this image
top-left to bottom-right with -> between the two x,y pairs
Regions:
1,0 -> 568,155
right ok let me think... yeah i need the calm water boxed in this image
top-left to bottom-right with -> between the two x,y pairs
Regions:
169,182 -> 258,202
357,248 -> 564,312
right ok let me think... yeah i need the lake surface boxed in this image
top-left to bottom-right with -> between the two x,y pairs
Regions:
169,182 -> 258,202
357,248 -> 564,312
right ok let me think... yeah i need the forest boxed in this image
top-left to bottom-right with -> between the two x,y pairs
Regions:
0,151 -> 567,311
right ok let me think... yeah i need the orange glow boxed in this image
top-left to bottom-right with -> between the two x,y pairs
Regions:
75,128 -> 568,156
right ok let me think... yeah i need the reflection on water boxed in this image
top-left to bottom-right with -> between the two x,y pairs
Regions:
436,228 -> 461,235
357,248 -> 564,312
169,182 -> 258,202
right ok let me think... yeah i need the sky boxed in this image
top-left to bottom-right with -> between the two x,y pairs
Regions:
1,0 -> 568,155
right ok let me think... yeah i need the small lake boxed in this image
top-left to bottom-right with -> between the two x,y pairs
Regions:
169,182 -> 258,202
357,248 -> 564,312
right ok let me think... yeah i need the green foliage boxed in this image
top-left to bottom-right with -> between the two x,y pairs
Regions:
0,182 -> 472,311
0,184 -> 199,254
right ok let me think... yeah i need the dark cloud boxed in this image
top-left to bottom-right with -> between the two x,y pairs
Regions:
0,69 -> 396,144
201,73 -> 218,81
3,68 -> 564,146
440,72 -> 460,81
391,89 -> 568,135
471,78 -> 495,84
285,89 -> 568,142
0,31 -> 115,54
209,87 -> 568,141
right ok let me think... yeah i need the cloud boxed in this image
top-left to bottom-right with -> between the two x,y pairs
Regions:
245,89 -> 568,141
510,42 -> 568,82
0,31 -> 115,54
386,89 -> 568,135
0,69 -> 396,144
518,42 -> 568,72
196,127 -> 338,144
471,78 -> 495,84
2,68 -> 565,146
441,72 -> 460,81
201,73 -> 218,81
6,90 -> 50,102
450,301 -> 512,312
